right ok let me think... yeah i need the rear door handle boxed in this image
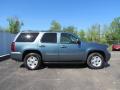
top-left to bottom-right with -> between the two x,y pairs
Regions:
60,45 -> 67,48
39,45 -> 45,47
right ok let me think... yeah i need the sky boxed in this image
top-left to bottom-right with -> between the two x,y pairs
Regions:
0,0 -> 120,31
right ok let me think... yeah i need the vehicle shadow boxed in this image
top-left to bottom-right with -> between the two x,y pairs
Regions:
45,63 -> 87,69
104,62 -> 110,68
20,63 -> 87,69
20,62 -> 110,69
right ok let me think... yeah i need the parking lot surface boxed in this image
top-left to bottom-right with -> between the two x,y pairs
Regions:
0,51 -> 120,90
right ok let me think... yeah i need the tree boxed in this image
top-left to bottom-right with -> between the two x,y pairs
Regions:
86,24 -> 100,42
99,25 -> 108,44
78,29 -> 86,41
49,20 -> 61,32
7,17 -> 23,34
63,26 -> 77,34
105,17 -> 120,44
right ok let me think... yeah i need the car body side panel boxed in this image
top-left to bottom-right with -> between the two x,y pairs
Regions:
39,43 -> 59,61
81,42 -> 111,61
59,43 -> 85,61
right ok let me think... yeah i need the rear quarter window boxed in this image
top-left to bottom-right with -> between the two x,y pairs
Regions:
16,33 -> 39,42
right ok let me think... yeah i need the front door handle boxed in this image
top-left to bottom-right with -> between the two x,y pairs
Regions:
60,45 -> 67,48
39,45 -> 45,47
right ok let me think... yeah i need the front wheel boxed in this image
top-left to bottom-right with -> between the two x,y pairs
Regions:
87,53 -> 105,69
24,53 -> 42,70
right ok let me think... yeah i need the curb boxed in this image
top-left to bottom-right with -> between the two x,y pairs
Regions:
0,54 -> 10,61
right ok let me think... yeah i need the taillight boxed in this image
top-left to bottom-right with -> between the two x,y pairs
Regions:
11,42 -> 16,52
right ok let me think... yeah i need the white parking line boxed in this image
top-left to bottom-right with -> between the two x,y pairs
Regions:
0,54 -> 10,58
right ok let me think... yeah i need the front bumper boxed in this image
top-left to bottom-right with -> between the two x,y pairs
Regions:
11,52 -> 23,62
112,48 -> 120,51
105,51 -> 111,62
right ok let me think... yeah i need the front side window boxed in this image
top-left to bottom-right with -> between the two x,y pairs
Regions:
16,33 -> 39,42
41,33 -> 57,43
60,33 -> 78,44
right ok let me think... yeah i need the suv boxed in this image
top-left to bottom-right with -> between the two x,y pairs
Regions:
11,31 -> 111,70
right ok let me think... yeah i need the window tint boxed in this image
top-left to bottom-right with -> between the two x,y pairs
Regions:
60,33 -> 78,44
41,33 -> 57,43
16,33 -> 39,42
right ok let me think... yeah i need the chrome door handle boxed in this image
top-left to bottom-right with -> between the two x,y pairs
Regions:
60,45 -> 67,48
39,45 -> 45,47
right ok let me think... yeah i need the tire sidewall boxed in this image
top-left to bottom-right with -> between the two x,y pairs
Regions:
24,53 -> 41,70
87,53 -> 104,69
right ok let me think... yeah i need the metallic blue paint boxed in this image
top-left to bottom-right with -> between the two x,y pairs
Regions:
11,32 -> 111,63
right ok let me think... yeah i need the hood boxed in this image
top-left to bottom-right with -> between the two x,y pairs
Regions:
81,41 -> 108,48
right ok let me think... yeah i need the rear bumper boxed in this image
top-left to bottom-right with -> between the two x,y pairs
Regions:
11,52 -> 23,62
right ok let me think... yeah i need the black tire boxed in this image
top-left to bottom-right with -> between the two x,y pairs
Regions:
24,53 -> 42,70
87,52 -> 105,69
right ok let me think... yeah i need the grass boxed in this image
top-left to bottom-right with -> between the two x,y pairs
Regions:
108,45 -> 112,51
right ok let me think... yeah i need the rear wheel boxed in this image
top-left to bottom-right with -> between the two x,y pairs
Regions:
24,53 -> 42,70
87,53 -> 105,69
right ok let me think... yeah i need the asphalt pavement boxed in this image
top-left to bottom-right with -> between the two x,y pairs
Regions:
0,51 -> 120,90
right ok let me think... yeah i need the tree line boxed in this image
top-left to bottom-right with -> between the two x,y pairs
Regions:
0,16 -> 23,34
0,16 -> 120,45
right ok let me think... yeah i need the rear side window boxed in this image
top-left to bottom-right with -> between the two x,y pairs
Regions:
16,33 -> 39,42
41,33 -> 57,43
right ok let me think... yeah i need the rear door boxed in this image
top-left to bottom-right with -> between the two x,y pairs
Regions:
39,33 -> 59,61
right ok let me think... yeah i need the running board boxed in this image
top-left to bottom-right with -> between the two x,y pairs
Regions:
44,61 -> 85,64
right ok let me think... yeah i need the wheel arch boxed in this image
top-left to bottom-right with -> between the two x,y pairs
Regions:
86,50 -> 105,61
22,50 -> 43,61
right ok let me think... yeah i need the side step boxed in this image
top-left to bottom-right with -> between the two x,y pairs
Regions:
44,61 -> 85,65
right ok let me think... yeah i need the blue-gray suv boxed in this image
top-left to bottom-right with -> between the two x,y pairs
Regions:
11,31 -> 111,70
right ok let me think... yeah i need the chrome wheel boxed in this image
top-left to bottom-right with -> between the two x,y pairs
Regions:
91,56 -> 102,67
27,56 -> 38,69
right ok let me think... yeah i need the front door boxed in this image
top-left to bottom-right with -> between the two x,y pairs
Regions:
59,33 -> 82,61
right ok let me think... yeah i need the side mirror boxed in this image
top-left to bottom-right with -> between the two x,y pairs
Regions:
77,40 -> 81,44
